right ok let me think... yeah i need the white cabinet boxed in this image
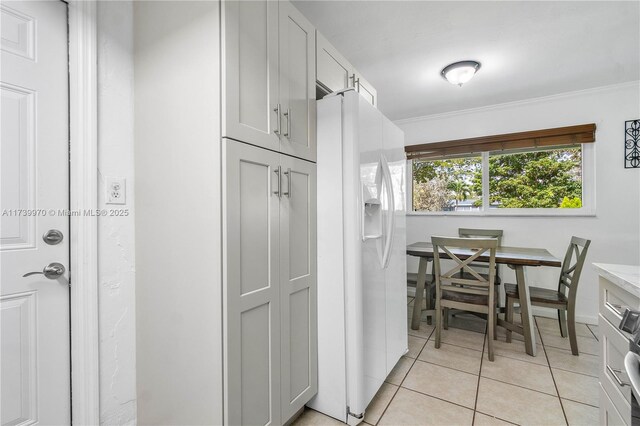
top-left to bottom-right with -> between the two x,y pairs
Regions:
355,73 -> 377,107
224,138 -> 317,425
279,1 -> 316,161
315,31 -> 378,107
316,31 -> 354,93
223,0 -> 316,162
597,270 -> 640,425
222,0 -> 279,152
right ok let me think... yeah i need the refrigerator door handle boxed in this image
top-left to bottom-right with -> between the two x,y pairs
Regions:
380,156 -> 395,269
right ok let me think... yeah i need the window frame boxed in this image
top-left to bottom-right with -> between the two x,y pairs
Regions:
407,144 -> 595,217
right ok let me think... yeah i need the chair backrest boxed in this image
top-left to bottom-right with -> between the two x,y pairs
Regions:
558,236 -> 591,304
458,228 -> 503,246
458,228 -> 503,272
431,236 -> 498,299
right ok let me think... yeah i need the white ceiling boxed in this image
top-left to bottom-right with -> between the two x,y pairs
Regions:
293,1 -> 640,121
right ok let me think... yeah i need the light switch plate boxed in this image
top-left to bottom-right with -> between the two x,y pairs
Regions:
106,177 -> 126,205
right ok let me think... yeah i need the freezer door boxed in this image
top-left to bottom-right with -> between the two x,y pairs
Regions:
347,93 -> 388,416
382,117 -> 408,373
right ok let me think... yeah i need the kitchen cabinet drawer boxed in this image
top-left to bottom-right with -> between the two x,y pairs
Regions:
600,314 -> 632,425
601,383 -> 629,426
600,275 -> 640,329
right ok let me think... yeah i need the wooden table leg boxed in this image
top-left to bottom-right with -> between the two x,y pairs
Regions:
411,257 -> 428,330
515,265 -> 537,356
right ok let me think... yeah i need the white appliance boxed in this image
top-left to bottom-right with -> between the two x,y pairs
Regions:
308,89 -> 407,425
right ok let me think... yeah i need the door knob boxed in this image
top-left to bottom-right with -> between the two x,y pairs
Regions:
23,262 -> 66,279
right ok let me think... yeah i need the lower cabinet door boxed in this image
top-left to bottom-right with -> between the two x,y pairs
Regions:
224,139 -> 282,426
279,154 -> 318,421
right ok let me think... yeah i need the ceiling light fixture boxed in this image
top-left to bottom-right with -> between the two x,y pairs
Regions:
441,60 -> 481,87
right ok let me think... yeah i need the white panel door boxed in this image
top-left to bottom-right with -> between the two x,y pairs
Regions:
315,32 -> 354,93
224,139 -> 281,426
278,1 -> 316,162
279,155 -> 317,421
0,2 -> 70,425
223,0 -> 280,151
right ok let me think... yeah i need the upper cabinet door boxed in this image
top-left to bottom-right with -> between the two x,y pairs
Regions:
279,1 -> 316,162
223,0 -> 280,151
316,32 -> 354,93
356,73 -> 377,107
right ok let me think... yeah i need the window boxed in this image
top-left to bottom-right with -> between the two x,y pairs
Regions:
406,124 -> 595,214
411,146 -> 587,213
412,155 -> 482,212
487,147 -> 582,209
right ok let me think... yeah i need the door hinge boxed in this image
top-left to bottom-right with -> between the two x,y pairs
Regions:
346,406 -> 364,425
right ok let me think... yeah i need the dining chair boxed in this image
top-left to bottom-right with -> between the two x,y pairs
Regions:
458,228 -> 503,285
408,269 -> 435,324
432,236 -> 499,361
504,236 -> 591,355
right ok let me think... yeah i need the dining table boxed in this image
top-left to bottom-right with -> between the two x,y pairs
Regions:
406,241 -> 562,356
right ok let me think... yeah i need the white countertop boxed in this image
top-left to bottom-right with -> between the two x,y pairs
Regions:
594,263 -> 640,298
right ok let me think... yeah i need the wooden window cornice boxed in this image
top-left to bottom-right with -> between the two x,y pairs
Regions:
405,123 -> 596,160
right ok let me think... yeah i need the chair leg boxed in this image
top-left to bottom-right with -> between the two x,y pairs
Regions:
558,309 -> 568,338
435,302 -> 442,349
493,299 -> 498,340
443,307 -> 449,330
567,308 -> 579,356
505,296 -> 513,343
425,285 -> 432,326
487,311 -> 495,361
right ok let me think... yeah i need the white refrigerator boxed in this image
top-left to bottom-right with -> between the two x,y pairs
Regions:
309,89 -> 407,425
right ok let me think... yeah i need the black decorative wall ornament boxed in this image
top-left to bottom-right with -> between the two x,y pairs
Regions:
626,119 -> 640,168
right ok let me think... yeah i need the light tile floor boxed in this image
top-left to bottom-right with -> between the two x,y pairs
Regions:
294,296 -> 600,426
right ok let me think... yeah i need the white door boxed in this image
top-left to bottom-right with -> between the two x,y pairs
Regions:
356,95 -> 387,412
1,1 -> 70,425
382,117 -> 407,373
222,0 -> 280,152
279,154 -> 317,421
224,138 -> 281,426
278,1 -> 316,162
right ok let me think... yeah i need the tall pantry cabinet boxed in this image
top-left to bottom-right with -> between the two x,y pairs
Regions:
135,1 -> 317,425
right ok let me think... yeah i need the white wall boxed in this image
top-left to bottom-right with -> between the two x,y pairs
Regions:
397,82 -> 640,324
97,2 -> 137,424
134,2 -> 223,424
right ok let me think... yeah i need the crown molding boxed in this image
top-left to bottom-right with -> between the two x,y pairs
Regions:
394,80 -> 640,125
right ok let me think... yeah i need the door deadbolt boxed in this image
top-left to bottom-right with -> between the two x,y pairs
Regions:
43,229 -> 63,245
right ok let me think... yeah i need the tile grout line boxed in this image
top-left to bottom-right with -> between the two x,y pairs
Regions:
372,384 -> 400,426
535,317 -> 570,426
377,327 -> 433,423
471,322 -> 488,425
398,384 -> 478,413
376,313 -> 430,425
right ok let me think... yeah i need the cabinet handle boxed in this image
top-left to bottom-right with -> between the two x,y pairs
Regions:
283,108 -> 291,139
273,166 -> 281,197
607,301 -> 629,317
350,73 -> 356,88
283,168 -> 291,198
607,365 -> 631,387
273,104 -> 281,135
